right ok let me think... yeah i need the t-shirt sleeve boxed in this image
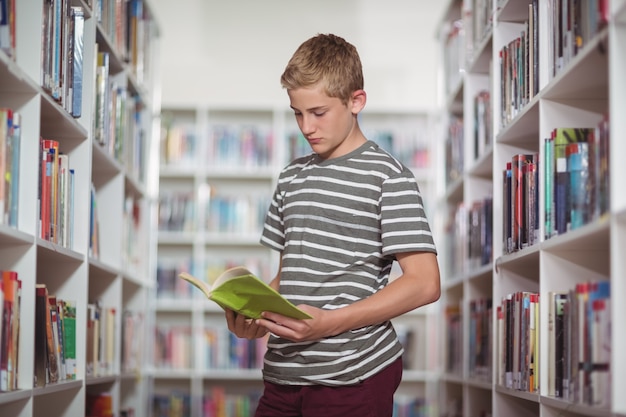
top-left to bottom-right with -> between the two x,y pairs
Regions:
379,169 -> 437,256
260,182 -> 286,252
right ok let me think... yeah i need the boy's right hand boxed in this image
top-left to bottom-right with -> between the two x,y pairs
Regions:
225,309 -> 269,339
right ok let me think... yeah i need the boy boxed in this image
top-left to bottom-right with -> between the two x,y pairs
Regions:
225,33 -> 440,416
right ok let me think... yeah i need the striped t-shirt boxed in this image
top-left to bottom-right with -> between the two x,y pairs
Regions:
260,140 -> 436,386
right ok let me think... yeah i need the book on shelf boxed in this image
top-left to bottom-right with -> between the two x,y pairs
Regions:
38,138 -> 74,247
154,325 -> 192,369
89,183 -> 100,258
85,302 -> 116,377
1,270 -> 21,391
0,109 -> 20,227
548,0 -> 610,80
40,1 -> 85,113
546,281 -> 611,405
8,112 -> 20,227
121,310 -> 144,373
444,304 -> 462,375
33,284 -> 76,385
544,124 -> 609,239
503,154 -> 539,254
59,299 -> 77,379
473,90 -> 491,159
499,291 -> 539,392
68,6 -> 85,118
35,283 -> 59,384
469,298 -> 492,380
179,267 -> 312,320
94,49 -> 110,147
0,0 -> 16,58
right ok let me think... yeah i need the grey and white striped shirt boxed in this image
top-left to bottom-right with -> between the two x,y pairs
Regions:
260,140 -> 436,386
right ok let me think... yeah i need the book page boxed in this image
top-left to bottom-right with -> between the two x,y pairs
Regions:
212,266 -> 255,288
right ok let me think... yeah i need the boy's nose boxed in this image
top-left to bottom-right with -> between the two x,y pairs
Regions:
299,115 -> 316,135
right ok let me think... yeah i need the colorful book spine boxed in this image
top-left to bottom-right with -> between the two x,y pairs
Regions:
8,112 -> 19,227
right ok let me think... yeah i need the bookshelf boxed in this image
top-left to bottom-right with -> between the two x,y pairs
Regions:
0,1 -> 160,416
437,0 -> 625,416
153,105 -> 442,416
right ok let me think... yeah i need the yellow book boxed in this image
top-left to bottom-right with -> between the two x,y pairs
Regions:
179,267 -> 312,320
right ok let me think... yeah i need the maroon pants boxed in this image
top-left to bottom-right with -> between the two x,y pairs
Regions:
254,357 -> 403,417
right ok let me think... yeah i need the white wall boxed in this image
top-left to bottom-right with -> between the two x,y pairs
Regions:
151,0 -> 447,112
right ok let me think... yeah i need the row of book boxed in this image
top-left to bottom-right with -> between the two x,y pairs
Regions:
153,326 -> 192,369
444,304 -> 462,375
366,129 -> 431,170
0,0 -> 16,58
205,192 -> 269,236
444,116 -> 464,187
86,303 -> 115,377
34,286 -> 144,385
502,120 -> 610,253
153,325 -> 267,371
158,191 -> 195,232
87,392 -> 135,417
39,138 -> 75,248
499,1 -> 609,128
445,299 -> 494,382
120,310 -> 144,374
548,282 -> 611,406
0,108 -> 20,228
444,197 -> 493,279
502,153 -> 539,254
152,388 -> 262,417
473,90 -> 491,160
499,1 -> 539,128
496,281 -> 611,407
497,291 -> 539,393
207,125 -> 274,169
156,260 -> 194,299
467,0 -> 493,58
548,0 -> 609,80
442,19 -> 465,97
544,121 -> 610,239
1,271 -> 21,392
34,283 -> 77,387
41,1 -> 85,118
94,49 -> 147,183
393,396 -> 430,417
160,122 -> 197,167
121,196 -> 143,274
469,298 -> 493,381
93,0 -> 154,85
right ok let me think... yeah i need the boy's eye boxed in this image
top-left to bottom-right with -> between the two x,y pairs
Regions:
313,111 -> 326,117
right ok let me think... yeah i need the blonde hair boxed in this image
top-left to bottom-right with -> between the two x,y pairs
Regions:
280,34 -> 364,105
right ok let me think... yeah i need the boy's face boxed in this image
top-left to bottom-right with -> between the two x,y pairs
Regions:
288,84 -> 366,160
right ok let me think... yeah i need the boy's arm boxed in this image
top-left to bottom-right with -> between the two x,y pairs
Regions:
258,251 -> 440,342
267,255 -> 283,292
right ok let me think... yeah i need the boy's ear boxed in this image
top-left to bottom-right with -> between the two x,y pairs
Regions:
350,89 -> 367,114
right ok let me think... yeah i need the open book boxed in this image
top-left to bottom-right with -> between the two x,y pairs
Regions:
178,267 -> 312,320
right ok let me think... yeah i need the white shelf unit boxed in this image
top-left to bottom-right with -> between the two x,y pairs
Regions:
153,105 -> 442,416
0,1 -> 161,416
437,0 -> 626,416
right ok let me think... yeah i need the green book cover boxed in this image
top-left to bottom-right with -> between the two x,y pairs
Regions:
179,268 -> 312,320
61,300 -> 77,380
